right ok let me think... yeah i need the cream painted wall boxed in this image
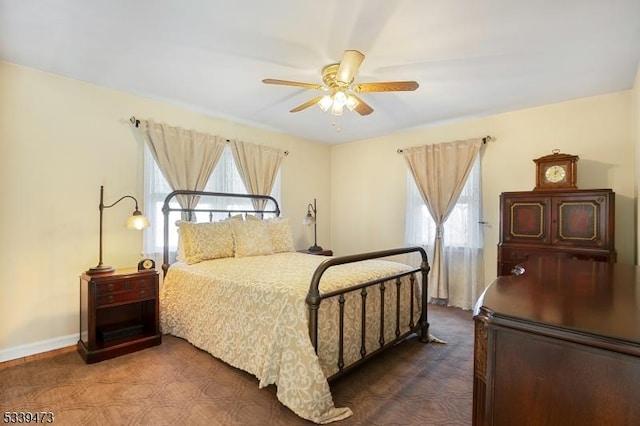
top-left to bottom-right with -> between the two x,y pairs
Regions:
331,91 -> 635,290
0,61 -> 331,355
633,66 -> 640,264
1,59 -> 636,359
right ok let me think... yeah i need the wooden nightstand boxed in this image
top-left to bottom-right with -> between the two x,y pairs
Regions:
78,268 -> 161,363
298,249 -> 333,256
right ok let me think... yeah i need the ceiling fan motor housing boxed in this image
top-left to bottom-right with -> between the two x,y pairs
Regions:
322,63 -> 351,88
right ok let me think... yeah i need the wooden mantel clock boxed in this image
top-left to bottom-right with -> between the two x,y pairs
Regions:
533,149 -> 579,191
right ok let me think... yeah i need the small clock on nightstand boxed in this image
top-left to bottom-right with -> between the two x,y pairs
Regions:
533,150 -> 579,191
138,258 -> 155,271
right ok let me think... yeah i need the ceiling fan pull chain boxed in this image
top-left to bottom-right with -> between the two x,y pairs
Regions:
331,118 -> 341,133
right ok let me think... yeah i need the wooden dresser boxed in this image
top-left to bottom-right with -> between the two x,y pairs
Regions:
497,188 -> 616,276
473,258 -> 640,426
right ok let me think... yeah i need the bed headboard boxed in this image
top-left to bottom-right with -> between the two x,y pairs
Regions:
161,190 -> 281,273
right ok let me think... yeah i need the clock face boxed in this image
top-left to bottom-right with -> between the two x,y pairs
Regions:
143,259 -> 153,269
544,165 -> 566,183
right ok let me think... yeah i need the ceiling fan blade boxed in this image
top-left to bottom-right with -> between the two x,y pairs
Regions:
289,96 -> 324,113
262,78 -> 324,90
336,50 -> 365,85
350,94 -> 374,116
353,81 -> 419,93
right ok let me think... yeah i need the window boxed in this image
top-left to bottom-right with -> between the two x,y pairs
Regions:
142,144 -> 281,256
405,156 -> 482,250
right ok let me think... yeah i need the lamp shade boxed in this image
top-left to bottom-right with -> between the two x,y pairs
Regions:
127,210 -> 151,230
318,90 -> 356,116
303,212 -> 316,226
319,95 -> 333,112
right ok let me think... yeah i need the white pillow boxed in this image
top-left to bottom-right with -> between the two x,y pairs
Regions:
230,220 -> 274,257
267,218 -> 295,253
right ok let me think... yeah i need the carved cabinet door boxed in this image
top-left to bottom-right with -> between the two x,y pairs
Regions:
501,194 -> 551,244
551,193 -> 611,248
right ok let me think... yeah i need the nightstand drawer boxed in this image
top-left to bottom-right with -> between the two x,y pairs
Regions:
96,287 -> 155,307
95,277 -> 154,295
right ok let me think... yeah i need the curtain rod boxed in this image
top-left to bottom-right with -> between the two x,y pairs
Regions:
396,135 -> 493,154
129,116 -> 289,156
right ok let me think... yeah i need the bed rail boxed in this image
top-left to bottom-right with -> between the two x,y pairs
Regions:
161,190 -> 280,274
306,246 -> 430,381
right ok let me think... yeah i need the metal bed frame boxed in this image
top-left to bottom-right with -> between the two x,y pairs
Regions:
162,190 -> 431,381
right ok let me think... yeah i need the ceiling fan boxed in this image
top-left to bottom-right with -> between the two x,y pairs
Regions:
262,50 -> 419,116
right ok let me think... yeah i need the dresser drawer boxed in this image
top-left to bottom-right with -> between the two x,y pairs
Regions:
502,247 -> 611,263
500,247 -> 537,262
95,277 -> 154,295
499,246 -> 615,275
96,287 -> 155,307
500,248 -> 583,262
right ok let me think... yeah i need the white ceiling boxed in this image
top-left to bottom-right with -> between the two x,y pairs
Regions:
1,0 -> 639,144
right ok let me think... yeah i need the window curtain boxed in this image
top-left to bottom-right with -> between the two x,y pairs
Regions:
141,120 -> 226,217
405,158 -> 484,309
403,138 -> 483,307
230,140 -> 286,210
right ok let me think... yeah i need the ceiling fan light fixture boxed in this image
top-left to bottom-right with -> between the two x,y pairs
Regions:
318,95 -> 333,112
331,101 -> 344,116
318,90 -> 350,115
333,90 -> 347,107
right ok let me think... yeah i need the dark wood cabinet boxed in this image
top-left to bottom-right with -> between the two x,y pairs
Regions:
498,189 -> 615,275
78,268 -> 161,363
473,258 -> 640,426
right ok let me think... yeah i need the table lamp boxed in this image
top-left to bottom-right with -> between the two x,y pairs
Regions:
86,185 -> 150,275
303,198 -> 323,252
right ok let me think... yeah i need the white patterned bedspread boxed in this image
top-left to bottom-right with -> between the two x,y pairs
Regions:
160,252 -> 421,423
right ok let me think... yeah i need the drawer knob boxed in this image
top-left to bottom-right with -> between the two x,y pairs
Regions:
107,283 -> 114,291
511,265 -> 526,276
107,295 -> 114,303
140,289 -> 146,296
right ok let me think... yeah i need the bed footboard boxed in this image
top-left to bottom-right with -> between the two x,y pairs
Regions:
306,246 -> 429,381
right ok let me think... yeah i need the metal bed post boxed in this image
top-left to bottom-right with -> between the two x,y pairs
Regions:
419,255 -> 431,342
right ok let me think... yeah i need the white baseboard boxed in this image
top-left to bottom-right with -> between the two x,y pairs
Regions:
0,334 -> 78,363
